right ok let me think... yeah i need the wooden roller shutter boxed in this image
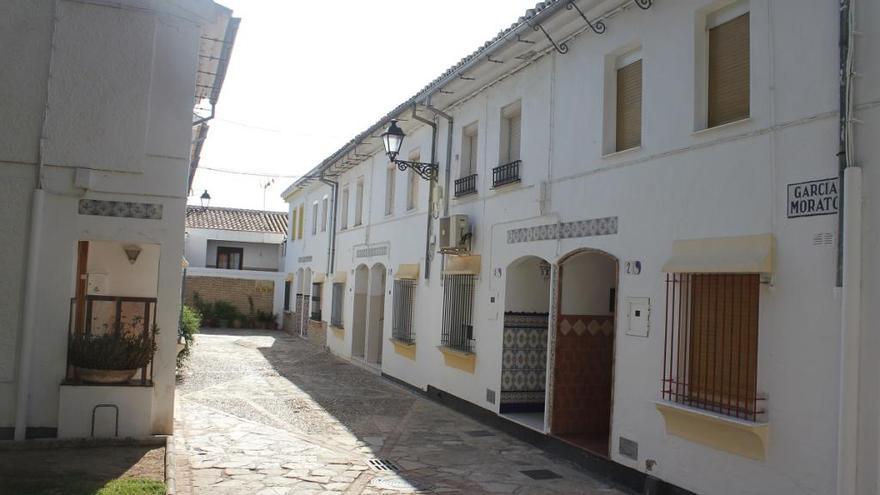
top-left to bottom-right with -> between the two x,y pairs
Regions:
708,13 -> 750,127
616,59 -> 642,151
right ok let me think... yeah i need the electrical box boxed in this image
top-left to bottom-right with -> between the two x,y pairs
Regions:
87,272 -> 108,295
438,215 -> 470,253
625,297 -> 650,338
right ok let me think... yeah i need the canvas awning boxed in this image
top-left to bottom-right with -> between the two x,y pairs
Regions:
443,255 -> 482,276
662,234 -> 775,274
395,264 -> 420,280
312,272 -> 326,284
333,271 -> 347,284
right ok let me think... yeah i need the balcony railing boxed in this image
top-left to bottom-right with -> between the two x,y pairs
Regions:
66,295 -> 158,386
454,174 -> 478,197
492,160 -> 521,188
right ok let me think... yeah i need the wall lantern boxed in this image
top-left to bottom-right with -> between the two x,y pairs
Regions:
123,244 -> 142,265
200,189 -> 211,209
381,119 -> 439,181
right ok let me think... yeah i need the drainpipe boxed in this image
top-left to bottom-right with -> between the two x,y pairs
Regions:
426,102 -> 454,218
411,105 -> 437,280
836,2 -> 862,494
318,175 -> 338,276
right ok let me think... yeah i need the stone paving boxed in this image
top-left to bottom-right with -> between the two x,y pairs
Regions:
174,329 -> 629,494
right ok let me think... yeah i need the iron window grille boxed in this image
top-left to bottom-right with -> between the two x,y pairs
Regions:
310,282 -> 322,321
330,282 -> 344,328
662,273 -> 766,422
392,279 -> 416,343
441,274 -> 476,353
454,174 -> 478,197
492,160 -> 521,188
283,281 -> 291,311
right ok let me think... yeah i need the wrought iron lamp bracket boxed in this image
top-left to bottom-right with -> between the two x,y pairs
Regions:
393,159 -> 439,181
532,23 -> 569,54
567,2 -> 606,34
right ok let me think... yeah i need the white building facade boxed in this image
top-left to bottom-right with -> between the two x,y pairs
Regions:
0,0 -> 237,440
282,1 -> 878,494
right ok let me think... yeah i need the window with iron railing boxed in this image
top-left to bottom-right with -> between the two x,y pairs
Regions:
441,274 -> 475,353
310,282 -> 322,321
662,273 -> 765,421
454,174 -> 478,197
492,160 -> 521,188
392,279 -> 416,343
330,282 -> 344,327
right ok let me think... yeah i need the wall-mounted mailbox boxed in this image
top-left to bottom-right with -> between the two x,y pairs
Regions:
625,297 -> 650,337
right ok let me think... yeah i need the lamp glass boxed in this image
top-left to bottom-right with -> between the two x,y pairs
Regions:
200,190 -> 211,209
381,120 -> 405,159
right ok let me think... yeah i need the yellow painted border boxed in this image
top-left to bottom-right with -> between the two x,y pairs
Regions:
391,339 -> 416,360
331,326 -> 344,340
437,346 -> 476,374
655,401 -> 769,460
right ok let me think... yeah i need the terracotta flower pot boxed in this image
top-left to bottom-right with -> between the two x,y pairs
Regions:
76,367 -> 138,384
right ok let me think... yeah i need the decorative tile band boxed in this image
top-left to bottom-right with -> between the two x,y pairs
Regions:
355,245 -> 389,258
298,256 -> 313,263
78,199 -> 163,220
506,216 -> 617,244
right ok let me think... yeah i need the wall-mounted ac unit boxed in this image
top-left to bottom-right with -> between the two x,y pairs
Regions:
438,215 -> 471,253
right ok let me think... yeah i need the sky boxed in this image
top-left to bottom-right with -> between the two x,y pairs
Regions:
189,0 -> 539,213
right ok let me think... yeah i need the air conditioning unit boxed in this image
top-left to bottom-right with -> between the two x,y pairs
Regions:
438,215 -> 471,253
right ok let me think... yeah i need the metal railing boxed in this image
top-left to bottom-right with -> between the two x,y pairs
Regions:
392,280 -> 416,343
661,273 -> 766,422
330,283 -> 344,327
310,283 -> 322,321
454,174 -> 478,197
441,275 -> 475,353
492,160 -> 521,188
66,295 -> 158,386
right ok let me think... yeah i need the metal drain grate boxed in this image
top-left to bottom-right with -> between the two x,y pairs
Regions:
520,469 -> 562,480
368,458 -> 402,472
465,430 -> 495,437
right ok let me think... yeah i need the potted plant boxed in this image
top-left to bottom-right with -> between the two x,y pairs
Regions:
69,324 -> 158,384
213,300 -> 237,328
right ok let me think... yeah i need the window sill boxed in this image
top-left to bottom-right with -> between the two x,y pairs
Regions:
602,145 -> 642,159
437,346 -> 476,374
390,339 -> 416,360
330,325 -> 344,340
692,117 -> 752,137
654,400 -> 769,460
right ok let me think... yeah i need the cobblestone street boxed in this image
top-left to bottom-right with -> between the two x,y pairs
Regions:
174,329 -> 629,494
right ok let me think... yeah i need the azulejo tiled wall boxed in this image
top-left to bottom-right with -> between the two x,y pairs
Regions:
78,199 -> 163,220
500,312 -> 549,413
506,216 -> 617,244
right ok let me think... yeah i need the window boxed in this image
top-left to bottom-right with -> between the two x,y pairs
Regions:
707,8 -> 749,127
392,279 -> 416,343
499,102 -> 521,165
406,151 -> 419,211
321,196 -> 329,232
385,166 -> 395,215
311,202 -> 318,235
662,273 -> 762,421
461,123 -> 479,177
330,282 -> 344,327
290,212 -> 297,242
297,205 -> 304,239
354,179 -> 364,226
283,281 -> 291,311
340,187 -> 349,230
615,54 -> 642,151
216,246 -> 243,270
441,274 -> 475,352
310,282 -> 322,321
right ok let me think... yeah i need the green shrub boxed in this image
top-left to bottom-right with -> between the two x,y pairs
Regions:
69,327 -> 158,370
212,300 -> 239,322
177,305 -> 201,367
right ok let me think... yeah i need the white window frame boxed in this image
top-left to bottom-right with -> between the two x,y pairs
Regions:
499,101 -> 521,165
460,122 -> 479,178
321,195 -> 329,232
602,44 -> 643,155
354,178 -> 364,226
340,186 -> 349,230
406,150 -> 420,211
385,166 -> 395,216
311,201 -> 319,236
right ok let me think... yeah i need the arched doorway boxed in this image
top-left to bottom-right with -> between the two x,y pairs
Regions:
550,249 -> 618,457
499,256 -> 552,432
366,263 -> 387,367
351,264 -> 369,359
300,268 -> 312,337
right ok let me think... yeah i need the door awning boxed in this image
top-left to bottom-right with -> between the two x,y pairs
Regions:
443,255 -> 481,276
312,272 -> 326,284
662,234 -> 775,274
395,264 -> 420,280
285,272 -> 294,282
333,271 -> 347,284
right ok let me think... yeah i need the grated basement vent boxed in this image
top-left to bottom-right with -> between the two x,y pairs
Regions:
465,430 -> 495,437
486,388 -> 496,404
619,436 -> 639,460
520,469 -> 562,480
813,232 -> 834,246
368,459 -> 402,472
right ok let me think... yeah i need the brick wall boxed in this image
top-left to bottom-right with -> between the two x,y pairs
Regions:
184,276 -> 274,315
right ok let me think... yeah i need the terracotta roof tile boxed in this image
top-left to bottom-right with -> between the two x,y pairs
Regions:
185,206 -> 287,235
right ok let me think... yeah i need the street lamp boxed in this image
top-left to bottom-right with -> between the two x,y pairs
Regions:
380,120 -> 439,181
199,190 -> 211,209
